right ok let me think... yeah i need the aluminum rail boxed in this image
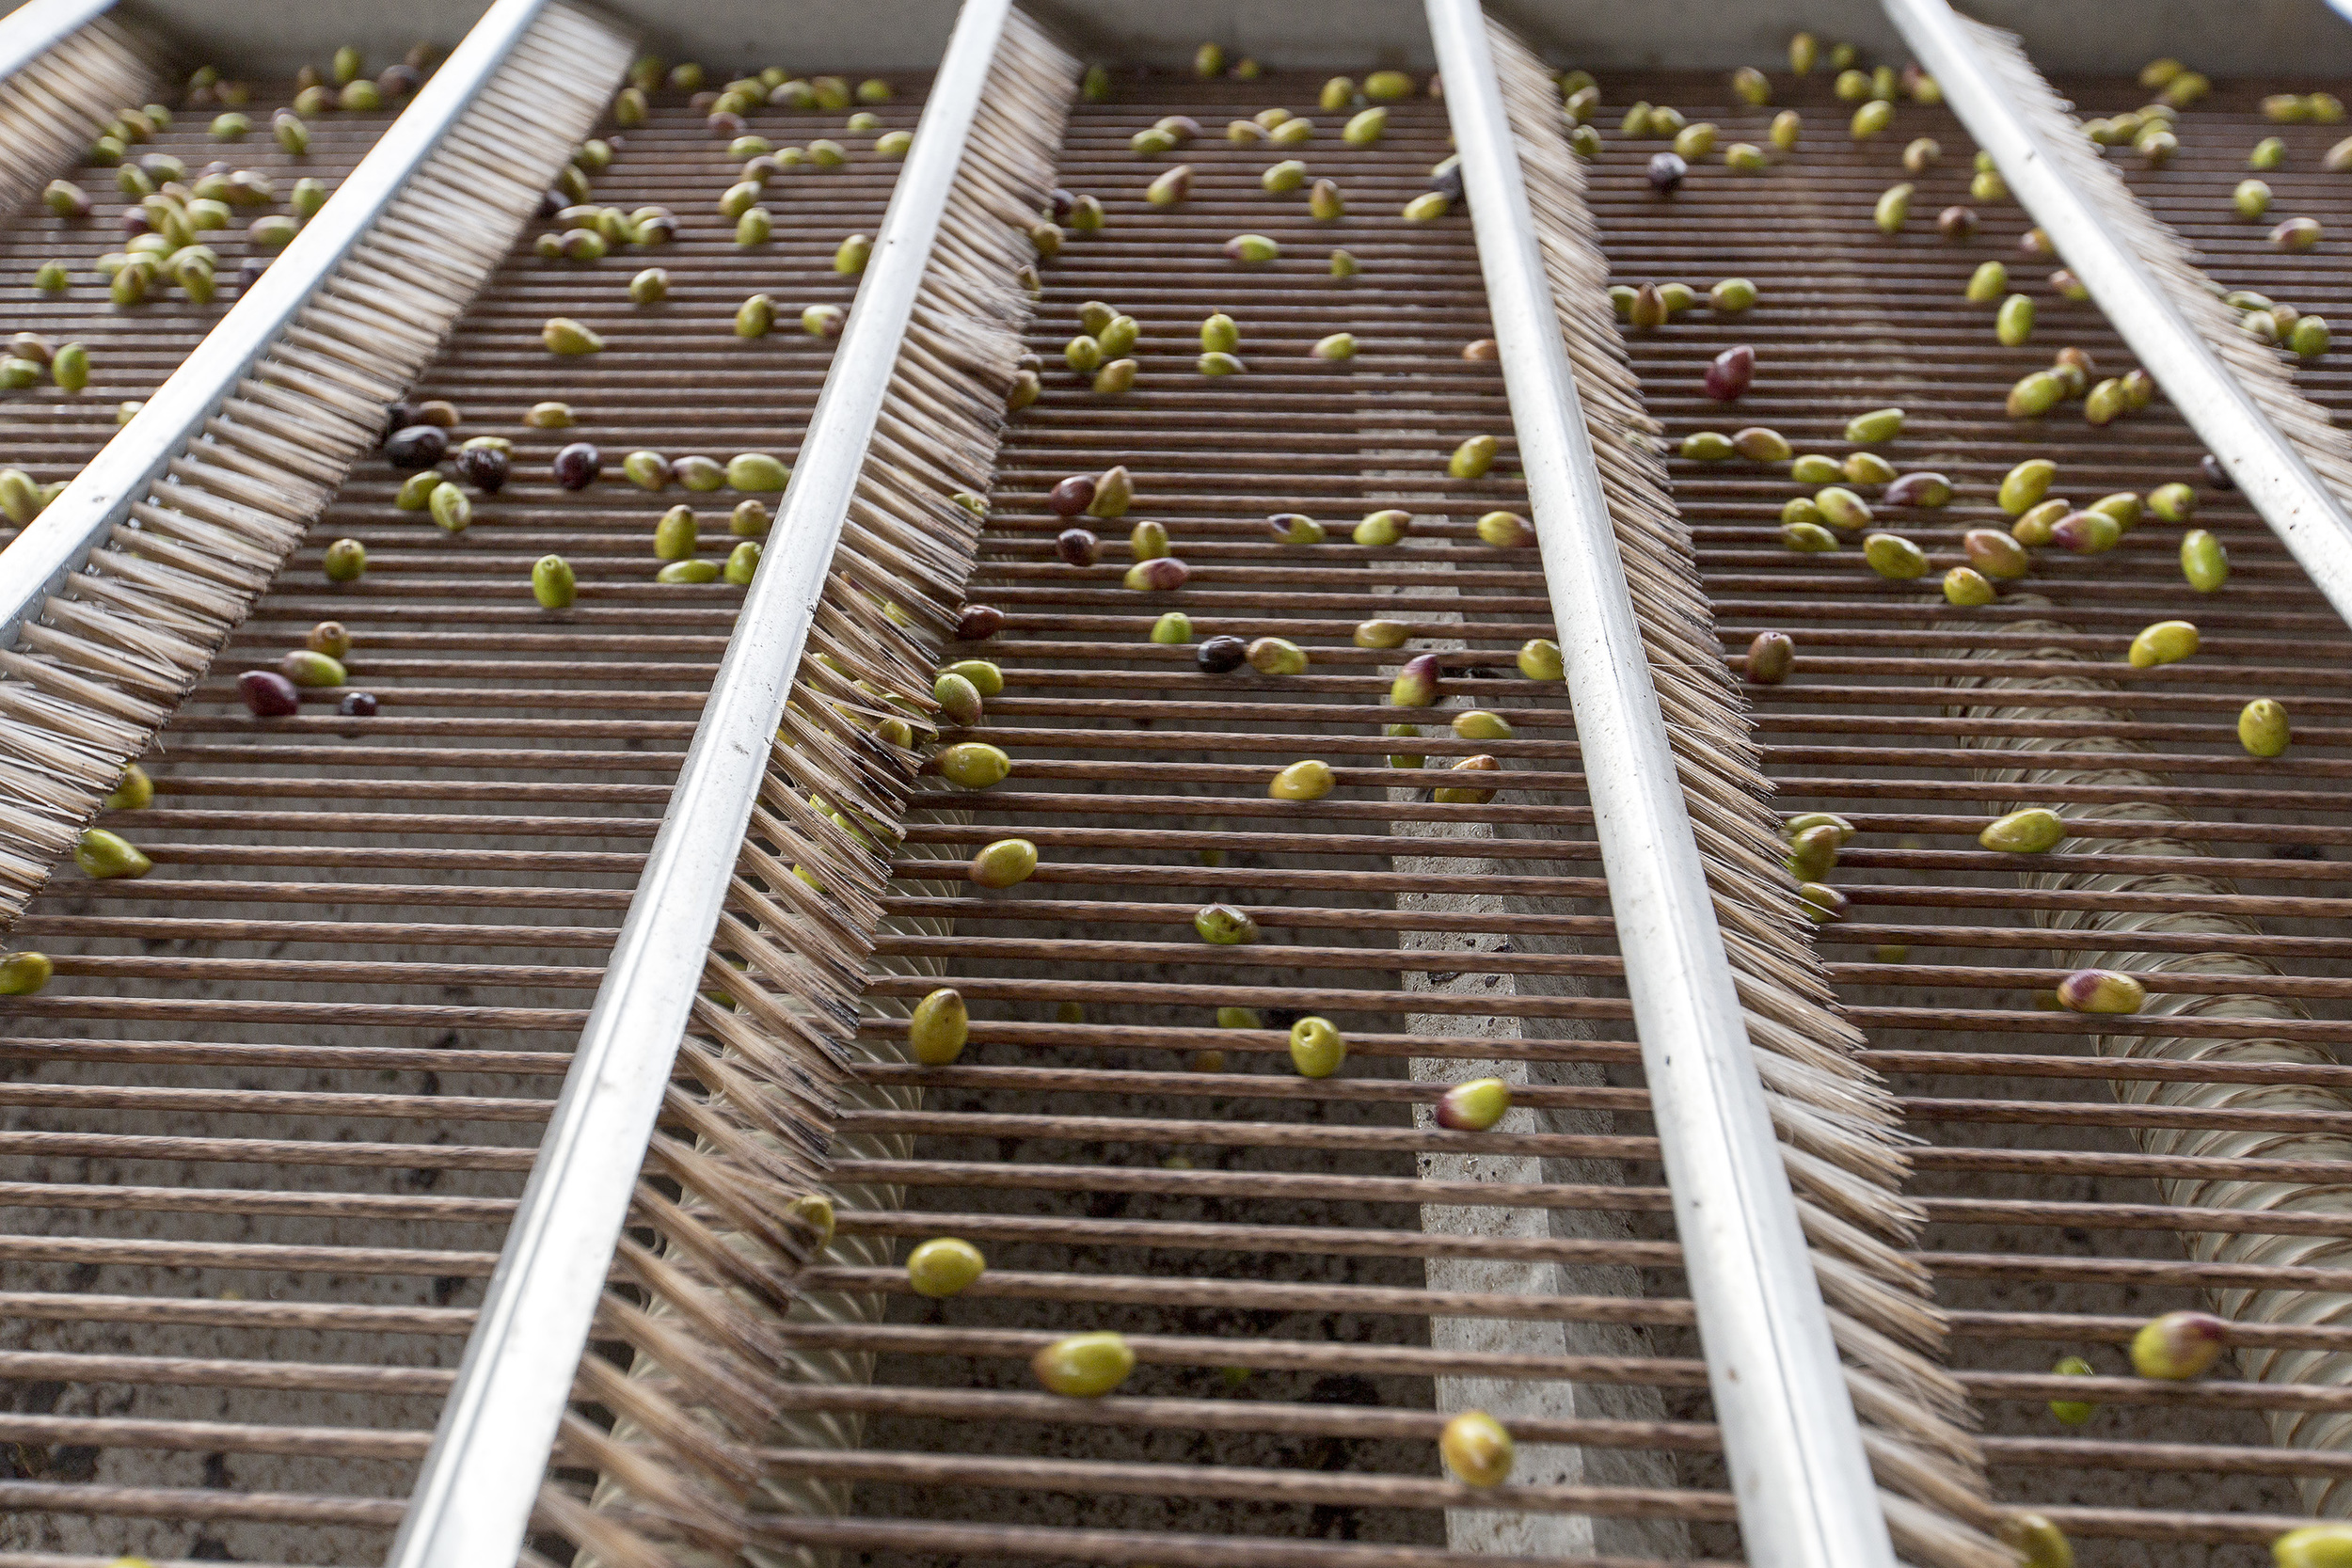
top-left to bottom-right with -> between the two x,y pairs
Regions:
381,2 -> 1016,1563
0,0 -> 116,84
1422,5 -> 1897,1565
0,0 -> 557,652
1886,0 -> 2352,629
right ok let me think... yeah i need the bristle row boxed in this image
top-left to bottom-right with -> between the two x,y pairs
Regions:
545,16 -> 1074,1566
1953,20 -> 2352,1521
1953,601 -> 2352,1517
0,12 -> 166,218
1959,15 -> 2352,550
0,0 -> 634,933
1489,22 -> 2009,1567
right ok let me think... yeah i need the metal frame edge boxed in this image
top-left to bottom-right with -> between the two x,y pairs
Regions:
0,0 -> 119,87
0,0 -> 552,652
1883,0 -> 2352,629
380,2 -> 1018,1563
1421,5 -> 1898,1564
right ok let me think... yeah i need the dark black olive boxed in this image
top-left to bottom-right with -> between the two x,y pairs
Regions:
383,424 -> 448,469
456,445 -> 510,493
2201,453 -> 2234,490
1196,635 -> 1248,673
1055,527 -> 1100,566
338,690 -> 378,717
1647,152 -> 1686,193
1048,187 -> 1075,219
551,441 -> 601,490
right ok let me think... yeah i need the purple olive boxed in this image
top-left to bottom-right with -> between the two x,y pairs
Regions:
1882,471 -> 1952,507
1647,152 -> 1686,193
1049,475 -> 1097,515
1055,527 -> 1100,566
1196,635 -> 1248,673
1125,557 -> 1189,591
1047,187 -> 1076,219
456,445 -> 510,493
384,424 -> 447,469
707,111 -> 745,138
957,604 -> 1004,641
536,189 -> 564,219
552,441 -> 601,490
1702,345 -> 1755,402
338,690 -> 378,717
237,670 -> 300,716
2201,453 -> 2234,490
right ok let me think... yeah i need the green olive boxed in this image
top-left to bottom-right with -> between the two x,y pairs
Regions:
1270,759 -> 1334,800
1439,1411 -> 1515,1486
906,1237 -> 986,1298
1195,903 -> 1260,943
74,828 -> 151,879
1998,458 -> 2056,515
1449,435 -> 1499,480
1288,1016 -> 1346,1077
103,763 -> 154,811
1996,1516 -> 2074,1568
2149,483 -> 2196,523
1979,807 -> 2064,853
1943,566 -> 1994,607
532,554 -> 577,610
2128,619 -> 2199,669
970,838 -> 1039,888
0,951 -> 53,996
1031,1332 -> 1135,1397
937,742 -> 1010,789
909,987 -> 970,1064
1996,293 -> 2035,346
2273,1527 -> 2352,1568
2129,1309 -> 2228,1380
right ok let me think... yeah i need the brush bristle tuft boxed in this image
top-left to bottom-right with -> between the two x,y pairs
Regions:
552,16 -> 1077,1564
0,2 -> 634,934
1489,20 -> 2010,1567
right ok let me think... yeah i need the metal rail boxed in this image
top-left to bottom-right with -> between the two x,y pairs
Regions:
381,2 -> 1017,1563
0,0 -> 556,652
1422,5 -> 1897,1565
0,0 -> 116,85
1885,0 -> 2352,631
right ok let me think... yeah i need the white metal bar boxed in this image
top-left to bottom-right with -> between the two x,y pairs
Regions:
0,0 -> 116,86
1422,6 -> 1897,1566
0,0 -> 552,651
1886,0 -> 2352,629
380,2 -> 1016,1564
